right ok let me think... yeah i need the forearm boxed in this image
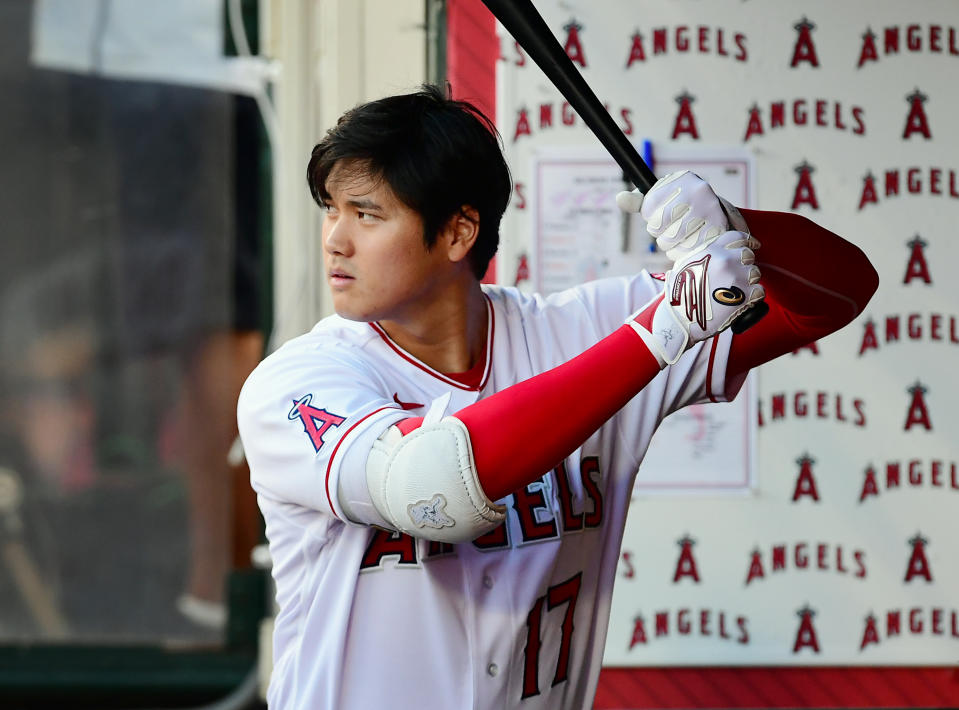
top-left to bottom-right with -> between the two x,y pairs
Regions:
728,209 -> 879,376
457,325 -> 660,501
741,209 -> 877,317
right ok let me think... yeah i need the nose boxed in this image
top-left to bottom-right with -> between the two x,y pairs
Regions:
323,215 -> 352,257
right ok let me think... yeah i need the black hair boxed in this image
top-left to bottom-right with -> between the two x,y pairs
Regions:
307,84 -> 512,279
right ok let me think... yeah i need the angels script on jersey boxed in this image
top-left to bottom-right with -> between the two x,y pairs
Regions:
359,457 -> 605,571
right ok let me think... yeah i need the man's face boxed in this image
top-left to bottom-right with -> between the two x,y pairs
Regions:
321,164 -> 450,323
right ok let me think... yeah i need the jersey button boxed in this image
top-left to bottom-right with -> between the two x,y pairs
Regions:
482,575 -> 494,589
487,663 -> 499,677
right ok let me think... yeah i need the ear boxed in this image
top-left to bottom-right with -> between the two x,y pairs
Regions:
442,206 -> 480,264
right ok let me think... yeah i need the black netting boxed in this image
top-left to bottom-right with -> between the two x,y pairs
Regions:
0,0 -> 263,645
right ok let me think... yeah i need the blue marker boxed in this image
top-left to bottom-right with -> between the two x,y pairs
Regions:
642,139 -> 654,176
642,140 -> 656,251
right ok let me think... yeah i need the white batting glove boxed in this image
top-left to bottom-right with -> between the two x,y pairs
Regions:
616,170 -> 751,261
627,230 -> 765,366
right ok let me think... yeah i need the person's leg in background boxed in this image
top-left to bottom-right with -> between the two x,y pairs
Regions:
173,92 -> 266,628
175,329 -> 263,628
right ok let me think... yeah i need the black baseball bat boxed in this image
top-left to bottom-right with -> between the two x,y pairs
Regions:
480,0 -> 768,333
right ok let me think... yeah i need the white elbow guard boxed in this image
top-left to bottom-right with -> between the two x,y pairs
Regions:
365,417 -> 506,543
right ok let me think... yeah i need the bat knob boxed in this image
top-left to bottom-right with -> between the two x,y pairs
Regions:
730,300 -> 769,335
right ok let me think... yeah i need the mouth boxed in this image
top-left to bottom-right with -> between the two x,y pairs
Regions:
327,268 -> 355,288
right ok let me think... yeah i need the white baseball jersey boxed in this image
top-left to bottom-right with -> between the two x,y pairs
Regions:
237,272 -> 740,710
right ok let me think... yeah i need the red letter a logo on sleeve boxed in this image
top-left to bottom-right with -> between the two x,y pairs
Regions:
288,394 -> 346,451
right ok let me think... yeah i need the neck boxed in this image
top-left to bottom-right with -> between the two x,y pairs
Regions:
378,280 -> 488,374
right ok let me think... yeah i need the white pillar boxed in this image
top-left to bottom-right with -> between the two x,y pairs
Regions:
267,0 -> 427,347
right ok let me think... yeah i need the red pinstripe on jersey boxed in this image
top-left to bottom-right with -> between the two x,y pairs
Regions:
706,336 -> 721,403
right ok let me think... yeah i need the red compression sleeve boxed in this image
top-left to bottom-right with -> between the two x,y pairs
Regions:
727,210 -> 879,378
457,326 -> 661,502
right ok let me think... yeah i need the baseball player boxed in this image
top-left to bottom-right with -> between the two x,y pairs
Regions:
237,85 -> 878,709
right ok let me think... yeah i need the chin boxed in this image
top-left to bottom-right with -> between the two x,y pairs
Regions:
332,301 -> 379,323
336,311 -> 375,323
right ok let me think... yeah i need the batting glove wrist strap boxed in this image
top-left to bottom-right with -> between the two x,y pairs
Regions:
627,292 -> 688,367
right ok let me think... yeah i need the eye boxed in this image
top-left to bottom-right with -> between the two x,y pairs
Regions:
321,201 -> 338,216
357,210 -> 379,222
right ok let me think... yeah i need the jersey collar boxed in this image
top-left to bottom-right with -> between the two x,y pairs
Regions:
368,293 -> 494,391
